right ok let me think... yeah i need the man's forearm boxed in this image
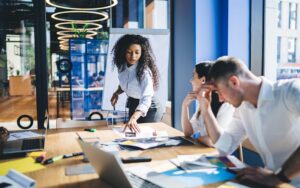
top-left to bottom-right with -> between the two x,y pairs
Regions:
201,108 -> 222,143
280,146 -> 300,181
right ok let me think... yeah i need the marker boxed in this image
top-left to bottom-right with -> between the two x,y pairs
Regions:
43,155 -> 63,165
84,128 -> 96,132
63,152 -> 84,159
35,153 -> 46,163
52,155 -> 63,162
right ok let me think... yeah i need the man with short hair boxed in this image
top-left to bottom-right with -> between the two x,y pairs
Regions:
199,56 -> 300,187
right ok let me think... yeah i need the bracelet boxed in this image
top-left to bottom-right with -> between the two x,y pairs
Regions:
276,168 -> 291,183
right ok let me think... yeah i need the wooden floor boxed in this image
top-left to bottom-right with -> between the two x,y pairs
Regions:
0,91 -> 70,122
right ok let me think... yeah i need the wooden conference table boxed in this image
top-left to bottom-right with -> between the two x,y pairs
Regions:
18,123 -> 294,187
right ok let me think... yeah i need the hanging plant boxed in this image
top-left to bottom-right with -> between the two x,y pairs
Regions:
71,22 -> 90,38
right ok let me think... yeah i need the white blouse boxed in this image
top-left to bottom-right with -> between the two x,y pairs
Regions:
118,62 -> 154,117
190,102 -> 235,136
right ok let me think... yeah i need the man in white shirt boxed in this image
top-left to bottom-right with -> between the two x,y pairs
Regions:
199,56 -> 300,187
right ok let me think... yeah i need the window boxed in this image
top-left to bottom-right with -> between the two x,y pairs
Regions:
288,37 -> 297,62
111,0 -> 169,29
278,1 -> 282,28
0,0 -> 38,128
277,36 -> 281,63
289,2 -> 298,30
265,0 -> 300,81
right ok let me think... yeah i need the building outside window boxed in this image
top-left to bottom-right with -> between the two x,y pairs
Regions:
289,2 -> 298,30
277,36 -> 281,63
288,37 -> 297,62
264,0 -> 300,81
278,1 -> 282,27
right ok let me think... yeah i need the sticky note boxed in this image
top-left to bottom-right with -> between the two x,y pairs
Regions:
0,157 -> 45,175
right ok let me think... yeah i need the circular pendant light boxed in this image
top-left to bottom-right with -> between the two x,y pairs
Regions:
57,30 -> 98,37
55,22 -> 102,31
46,0 -> 118,11
58,35 -> 93,41
51,10 -> 108,22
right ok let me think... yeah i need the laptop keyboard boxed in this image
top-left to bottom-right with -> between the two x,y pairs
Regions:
127,172 -> 161,188
21,139 -> 44,150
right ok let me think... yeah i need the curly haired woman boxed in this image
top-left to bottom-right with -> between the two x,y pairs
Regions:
110,34 -> 163,132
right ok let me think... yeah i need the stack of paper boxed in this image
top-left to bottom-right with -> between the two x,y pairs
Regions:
119,137 -> 180,150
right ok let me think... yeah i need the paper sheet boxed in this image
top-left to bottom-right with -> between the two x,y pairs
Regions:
112,126 -> 168,139
161,167 -> 236,187
7,131 -> 43,141
0,157 -> 44,175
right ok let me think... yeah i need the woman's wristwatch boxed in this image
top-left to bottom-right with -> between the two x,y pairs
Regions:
275,168 -> 291,183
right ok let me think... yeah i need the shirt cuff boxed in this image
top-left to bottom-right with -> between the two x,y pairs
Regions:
214,133 -> 233,155
136,104 -> 149,117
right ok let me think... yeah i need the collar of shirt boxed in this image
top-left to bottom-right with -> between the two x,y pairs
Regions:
243,77 -> 275,109
257,77 -> 275,107
125,62 -> 138,72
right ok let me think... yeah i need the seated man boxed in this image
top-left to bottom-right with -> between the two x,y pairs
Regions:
199,56 -> 300,187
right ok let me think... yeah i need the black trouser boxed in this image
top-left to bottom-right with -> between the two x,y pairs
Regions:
126,96 -> 163,123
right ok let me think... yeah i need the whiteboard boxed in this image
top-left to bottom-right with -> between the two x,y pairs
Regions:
102,29 -> 170,112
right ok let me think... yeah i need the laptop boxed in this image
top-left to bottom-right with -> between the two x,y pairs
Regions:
77,139 -> 186,188
0,112 -> 49,159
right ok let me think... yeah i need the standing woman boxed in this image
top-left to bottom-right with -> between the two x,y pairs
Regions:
110,34 -> 163,132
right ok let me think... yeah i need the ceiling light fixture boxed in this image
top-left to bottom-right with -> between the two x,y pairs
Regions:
60,46 -> 68,51
59,41 -> 68,46
57,30 -> 98,37
51,10 -> 108,22
46,0 -> 118,11
58,35 -> 93,41
55,22 -> 102,31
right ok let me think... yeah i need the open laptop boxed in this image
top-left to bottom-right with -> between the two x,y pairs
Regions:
77,139 -> 186,188
0,112 -> 49,159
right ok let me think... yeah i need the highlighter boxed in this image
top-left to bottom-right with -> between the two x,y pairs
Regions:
43,155 -> 63,165
84,128 -> 96,132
